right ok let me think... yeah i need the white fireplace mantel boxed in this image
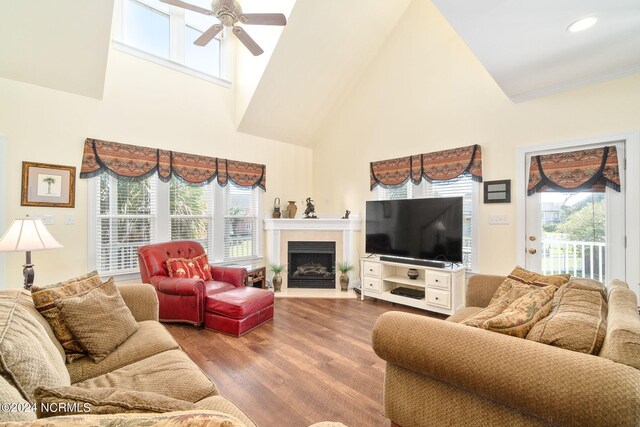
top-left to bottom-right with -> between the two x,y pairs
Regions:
264,217 -> 361,232
264,216 -> 362,290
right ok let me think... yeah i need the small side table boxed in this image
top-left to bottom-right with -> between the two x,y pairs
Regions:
225,263 -> 266,288
245,266 -> 266,289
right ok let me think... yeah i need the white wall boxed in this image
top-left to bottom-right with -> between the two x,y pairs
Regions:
0,48 -> 312,288
311,0 -> 640,287
0,135 -> 6,283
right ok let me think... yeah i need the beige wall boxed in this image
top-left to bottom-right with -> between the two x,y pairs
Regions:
311,0 -> 640,276
0,49 -> 312,288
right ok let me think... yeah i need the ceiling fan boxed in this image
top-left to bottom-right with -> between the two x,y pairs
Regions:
160,0 -> 287,56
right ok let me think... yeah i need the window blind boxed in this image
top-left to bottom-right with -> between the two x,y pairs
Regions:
169,178 -> 214,251
96,175 -> 157,275
223,183 -> 259,260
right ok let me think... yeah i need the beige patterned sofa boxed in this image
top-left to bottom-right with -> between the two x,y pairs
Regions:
373,275 -> 640,427
0,284 -> 256,425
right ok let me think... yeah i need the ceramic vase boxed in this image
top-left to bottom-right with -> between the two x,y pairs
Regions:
272,272 -> 282,292
287,201 -> 297,219
340,272 -> 349,291
407,268 -> 419,280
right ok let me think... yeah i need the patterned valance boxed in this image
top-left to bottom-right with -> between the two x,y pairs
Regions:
370,144 -> 482,190
79,138 -> 266,190
528,146 -> 620,196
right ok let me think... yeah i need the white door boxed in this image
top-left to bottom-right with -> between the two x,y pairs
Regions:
524,142 -> 626,283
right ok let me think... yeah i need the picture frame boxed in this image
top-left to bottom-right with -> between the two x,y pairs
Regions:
483,179 -> 511,204
21,162 -> 76,208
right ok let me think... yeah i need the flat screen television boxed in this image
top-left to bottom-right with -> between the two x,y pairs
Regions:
365,197 -> 463,264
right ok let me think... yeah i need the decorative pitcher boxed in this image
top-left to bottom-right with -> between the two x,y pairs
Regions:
287,201 -> 297,219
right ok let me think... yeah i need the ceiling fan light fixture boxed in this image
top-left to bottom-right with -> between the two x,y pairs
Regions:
567,16 -> 598,33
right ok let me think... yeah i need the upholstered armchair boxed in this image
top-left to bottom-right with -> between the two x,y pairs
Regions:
137,241 -> 247,326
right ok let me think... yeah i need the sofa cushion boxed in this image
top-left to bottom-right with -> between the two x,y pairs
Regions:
57,279 -> 139,363
0,410 -> 247,426
508,265 -> 571,288
11,291 -> 65,361
0,374 -> 37,421
526,283 -> 608,354
31,271 -> 104,362
599,283 -> 640,369
72,349 -> 218,403
483,285 -> 556,338
564,278 -> 607,300
461,285 -> 534,328
489,266 -> 569,305
167,253 -> 213,281
196,396 -> 256,427
445,307 -> 483,323
67,320 -> 180,383
0,290 -> 70,403
34,385 -> 195,417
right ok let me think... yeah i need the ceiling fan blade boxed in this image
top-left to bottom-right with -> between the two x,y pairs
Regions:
233,27 -> 264,56
160,0 -> 213,15
240,13 -> 287,26
194,24 -> 224,46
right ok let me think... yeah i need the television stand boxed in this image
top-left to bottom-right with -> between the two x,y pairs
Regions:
360,256 -> 466,315
379,256 -> 445,268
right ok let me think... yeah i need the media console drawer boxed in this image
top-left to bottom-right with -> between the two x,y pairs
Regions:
364,277 -> 382,293
363,261 -> 381,278
426,271 -> 451,290
426,288 -> 451,309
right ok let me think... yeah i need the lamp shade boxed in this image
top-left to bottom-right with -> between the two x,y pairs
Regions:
0,218 -> 63,252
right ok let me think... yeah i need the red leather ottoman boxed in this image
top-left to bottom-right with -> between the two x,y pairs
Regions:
204,287 -> 274,336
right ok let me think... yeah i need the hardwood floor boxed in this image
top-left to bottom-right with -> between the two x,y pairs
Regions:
166,298 -> 444,427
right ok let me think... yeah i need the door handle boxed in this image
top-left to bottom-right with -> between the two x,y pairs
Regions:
528,248 -> 537,254
529,235 -> 537,241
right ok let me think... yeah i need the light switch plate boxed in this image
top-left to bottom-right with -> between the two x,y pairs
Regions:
64,215 -> 75,225
488,214 -> 509,225
42,215 -> 54,225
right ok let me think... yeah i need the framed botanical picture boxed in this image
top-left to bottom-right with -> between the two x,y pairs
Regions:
21,162 -> 76,208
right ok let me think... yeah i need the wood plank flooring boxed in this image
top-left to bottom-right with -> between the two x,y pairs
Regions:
166,298 -> 444,427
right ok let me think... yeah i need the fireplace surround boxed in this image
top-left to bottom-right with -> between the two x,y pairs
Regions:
264,215 -> 361,291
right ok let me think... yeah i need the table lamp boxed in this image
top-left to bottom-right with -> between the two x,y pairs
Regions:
0,216 -> 63,290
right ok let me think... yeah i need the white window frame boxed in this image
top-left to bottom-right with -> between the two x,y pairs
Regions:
112,0 -> 232,86
374,176 -> 480,272
516,131 -> 640,297
88,175 -> 263,281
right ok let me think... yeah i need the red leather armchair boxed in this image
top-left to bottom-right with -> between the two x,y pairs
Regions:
137,241 -> 247,326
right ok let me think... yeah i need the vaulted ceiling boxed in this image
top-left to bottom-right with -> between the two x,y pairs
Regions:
0,0 -> 113,99
1,0 -> 639,145
431,0 -> 640,102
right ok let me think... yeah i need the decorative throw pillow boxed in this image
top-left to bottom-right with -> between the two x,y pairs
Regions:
483,285 -> 557,338
34,386 -> 195,417
57,279 -> 139,363
563,278 -> 607,300
0,291 -> 71,404
461,284 -> 534,328
489,266 -> 570,305
11,410 -> 246,426
527,284 -> 608,354
166,253 -> 212,281
508,265 -> 570,288
31,272 -> 104,362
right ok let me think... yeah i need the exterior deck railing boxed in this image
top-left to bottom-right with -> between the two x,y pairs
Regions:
541,239 -> 606,282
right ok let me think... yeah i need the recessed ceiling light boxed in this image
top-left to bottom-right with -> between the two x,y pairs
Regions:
567,16 -> 598,33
